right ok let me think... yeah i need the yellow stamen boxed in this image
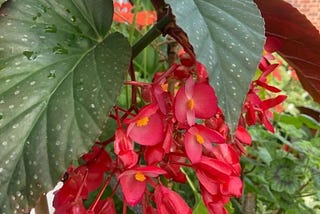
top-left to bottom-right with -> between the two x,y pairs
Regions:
195,134 -> 205,144
136,116 -> 149,127
188,98 -> 195,110
161,84 -> 168,92
135,172 -> 146,182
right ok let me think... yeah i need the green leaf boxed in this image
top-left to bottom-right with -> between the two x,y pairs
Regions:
0,0 -> 131,213
166,0 -> 265,133
274,113 -> 303,129
257,147 -> 272,165
266,158 -> 300,194
298,114 -> 320,130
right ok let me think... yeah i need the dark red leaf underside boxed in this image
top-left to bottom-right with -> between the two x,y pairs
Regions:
255,0 -> 320,103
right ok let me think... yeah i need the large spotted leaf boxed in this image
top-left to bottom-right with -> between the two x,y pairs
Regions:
166,0 -> 265,133
0,0 -> 131,213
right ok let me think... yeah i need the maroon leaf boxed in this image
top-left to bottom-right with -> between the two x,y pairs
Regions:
255,0 -> 320,103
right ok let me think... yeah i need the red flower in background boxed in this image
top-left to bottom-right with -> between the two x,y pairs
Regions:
113,2 -> 156,28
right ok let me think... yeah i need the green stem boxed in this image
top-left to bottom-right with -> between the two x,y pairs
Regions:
181,167 -> 200,200
132,14 -> 172,58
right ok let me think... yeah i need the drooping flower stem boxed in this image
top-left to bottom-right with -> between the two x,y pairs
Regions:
88,174 -> 113,212
122,200 -> 127,214
132,13 -> 172,58
75,169 -> 89,201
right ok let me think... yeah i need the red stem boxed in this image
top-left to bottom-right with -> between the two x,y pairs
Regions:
116,106 -> 136,117
110,180 -> 120,198
154,63 -> 179,85
99,136 -> 115,146
122,199 -> 127,214
146,177 -> 158,188
75,169 -> 88,201
88,174 -> 113,212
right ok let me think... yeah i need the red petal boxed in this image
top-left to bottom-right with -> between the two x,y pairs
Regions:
235,126 -> 252,145
124,103 -> 158,124
144,145 -> 165,165
195,157 -> 233,192
114,128 -> 133,154
259,63 -> 279,80
119,172 -> 146,206
193,83 -> 218,119
256,81 -> 281,92
127,112 -> 164,146
260,112 -> 275,133
206,203 -> 227,214
119,150 -> 138,168
134,166 -> 167,177
220,176 -> 242,197
214,144 -> 240,165
155,185 -> 192,214
185,77 -> 195,99
174,85 -> 189,124
195,124 -> 225,144
261,95 -> 287,110
196,170 -> 220,195
184,129 -> 203,163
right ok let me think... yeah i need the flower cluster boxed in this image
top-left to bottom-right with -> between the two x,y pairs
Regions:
53,51 -> 286,214
241,52 -> 287,133
52,54 -> 244,214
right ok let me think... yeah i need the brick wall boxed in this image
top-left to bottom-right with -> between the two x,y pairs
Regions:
285,0 -> 320,29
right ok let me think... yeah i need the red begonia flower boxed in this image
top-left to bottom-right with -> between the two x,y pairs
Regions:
119,166 -> 166,206
155,184 -> 192,214
184,124 -> 225,163
195,156 -> 233,195
125,104 -> 164,146
174,77 -> 218,126
53,167 -> 88,211
201,185 -> 229,214
211,144 -> 241,176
